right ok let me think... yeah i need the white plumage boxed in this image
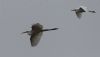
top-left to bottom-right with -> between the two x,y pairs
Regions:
22,23 -> 59,47
72,6 -> 96,19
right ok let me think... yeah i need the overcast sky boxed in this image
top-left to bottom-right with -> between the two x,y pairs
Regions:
1,0 -> 100,57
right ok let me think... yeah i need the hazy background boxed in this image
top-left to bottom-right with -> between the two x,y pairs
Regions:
1,0 -> 100,57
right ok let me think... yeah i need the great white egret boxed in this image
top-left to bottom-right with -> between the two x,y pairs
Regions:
72,6 -> 96,19
22,23 -> 58,47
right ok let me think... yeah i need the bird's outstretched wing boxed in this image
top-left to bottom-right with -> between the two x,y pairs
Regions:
79,7 -> 86,12
80,6 -> 87,12
42,28 -> 59,31
30,32 -> 43,47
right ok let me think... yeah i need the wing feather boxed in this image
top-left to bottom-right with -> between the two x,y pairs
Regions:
80,6 -> 87,12
30,32 -> 43,47
76,11 -> 82,19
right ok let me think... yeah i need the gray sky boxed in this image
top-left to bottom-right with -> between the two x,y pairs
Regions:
1,0 -> 100,57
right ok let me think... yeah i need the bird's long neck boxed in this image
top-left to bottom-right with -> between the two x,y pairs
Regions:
72,9 -> 77,11
41,28 -> 58,32
88,10 -> 96,13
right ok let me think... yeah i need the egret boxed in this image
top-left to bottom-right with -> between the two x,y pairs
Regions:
22,23 -> 58,47
72,6 -> 96,19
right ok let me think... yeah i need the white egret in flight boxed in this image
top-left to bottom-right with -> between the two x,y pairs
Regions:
72,6 -> 96,19
22,23 -> 58,47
